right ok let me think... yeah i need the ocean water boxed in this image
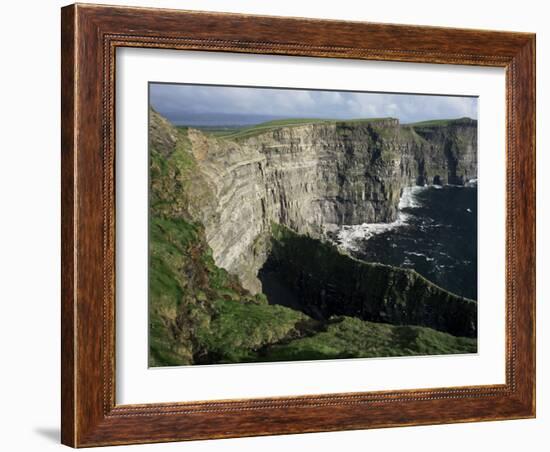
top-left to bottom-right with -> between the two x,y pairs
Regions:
336,185 -> 478,300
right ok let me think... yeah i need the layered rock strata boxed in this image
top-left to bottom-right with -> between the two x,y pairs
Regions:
151,111 -> 477,294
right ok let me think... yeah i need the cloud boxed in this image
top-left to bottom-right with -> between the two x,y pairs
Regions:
150,83 -> 477,125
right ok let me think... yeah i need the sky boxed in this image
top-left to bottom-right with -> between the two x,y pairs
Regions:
150,83 -> 478,126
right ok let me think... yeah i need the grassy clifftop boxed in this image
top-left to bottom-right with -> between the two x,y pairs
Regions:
407,117 -> 476,127
190,116 -> 476,143
148,109 -> 476,366
198,117 -> 399,141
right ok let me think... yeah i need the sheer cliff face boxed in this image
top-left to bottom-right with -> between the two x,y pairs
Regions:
410,120 -> 477,185
153,112 -> 477,293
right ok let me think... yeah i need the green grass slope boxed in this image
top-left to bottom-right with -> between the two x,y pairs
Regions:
261,316 -> 476,362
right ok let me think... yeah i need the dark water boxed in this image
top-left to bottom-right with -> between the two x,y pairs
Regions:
339,186 -> 477,300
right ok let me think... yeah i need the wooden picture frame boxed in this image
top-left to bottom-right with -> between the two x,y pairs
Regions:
61,3 -> 536,447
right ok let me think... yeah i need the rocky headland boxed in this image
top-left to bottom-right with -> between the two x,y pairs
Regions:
148,110 -> 478,366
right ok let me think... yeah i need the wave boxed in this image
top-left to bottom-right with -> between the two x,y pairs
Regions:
398,186 -> 425,209
337,215 -> 408,251
337,186 -> 426,251
404,251 -> 427,257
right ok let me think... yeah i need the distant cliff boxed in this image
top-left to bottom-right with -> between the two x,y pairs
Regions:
150,111 -> 477,293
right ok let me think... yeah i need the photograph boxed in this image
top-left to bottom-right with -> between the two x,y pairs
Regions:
148,83 -> 479,367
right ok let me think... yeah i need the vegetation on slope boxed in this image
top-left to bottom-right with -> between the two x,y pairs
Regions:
148,109 -> 477,366
149,213 -> 310,366
148,110 -> 311,366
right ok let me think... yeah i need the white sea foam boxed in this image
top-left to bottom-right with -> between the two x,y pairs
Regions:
404,251 -> 426,257
465,178 -> 478,187
398,186 -> 425,209
336,186 -> 425,252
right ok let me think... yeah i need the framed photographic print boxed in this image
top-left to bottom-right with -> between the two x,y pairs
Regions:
61,3 -> 536,447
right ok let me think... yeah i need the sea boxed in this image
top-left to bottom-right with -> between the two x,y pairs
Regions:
335,183 -> 478,300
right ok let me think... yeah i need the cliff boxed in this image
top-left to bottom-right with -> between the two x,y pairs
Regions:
148,214 -> 476,366
149,112 -> 477,366
151,111 -> 477,293
409,118 -> 477,185
266,224 -> 476,338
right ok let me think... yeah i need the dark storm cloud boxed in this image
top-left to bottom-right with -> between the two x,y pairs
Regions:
150,83 -> 477,125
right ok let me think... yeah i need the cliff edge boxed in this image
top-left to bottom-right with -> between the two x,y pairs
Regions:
151,111 -> 476,293
148,111 -> 477,365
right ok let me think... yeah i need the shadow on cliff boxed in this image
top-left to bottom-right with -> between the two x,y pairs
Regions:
259,260 -> 325,320
258,224 -> 477,338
